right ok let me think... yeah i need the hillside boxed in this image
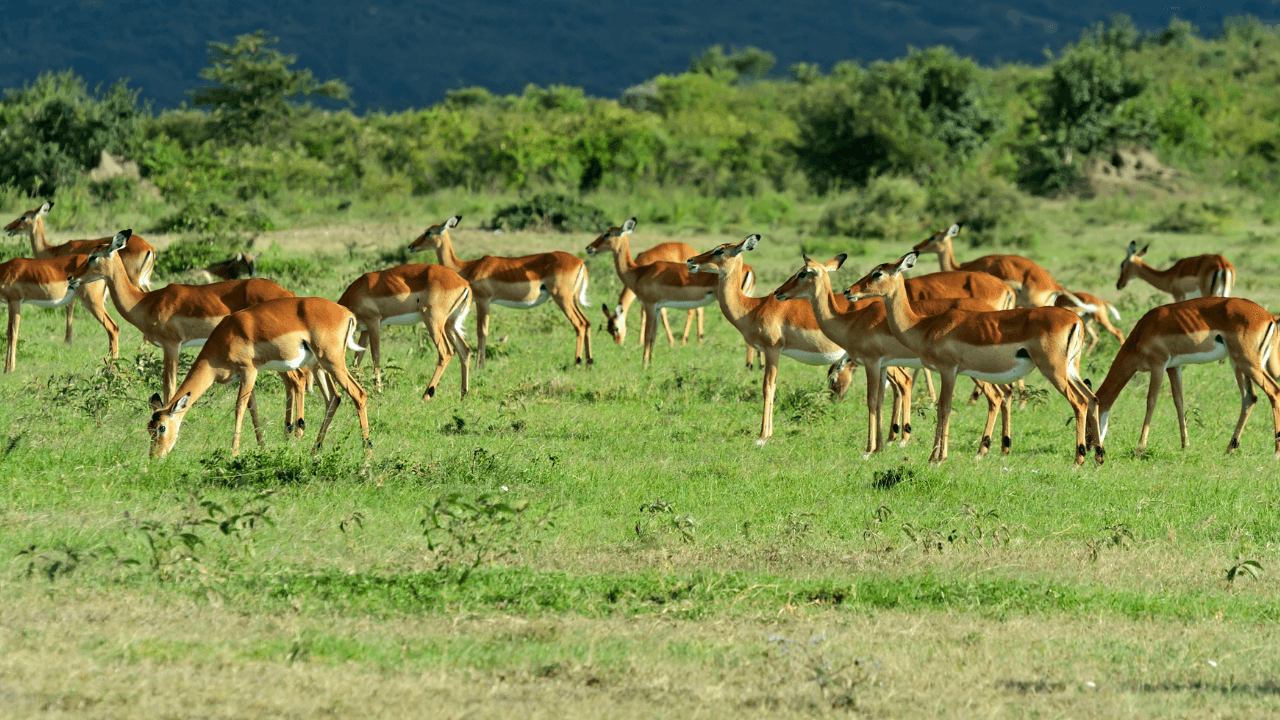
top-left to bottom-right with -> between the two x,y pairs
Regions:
0,0 -> 1249,109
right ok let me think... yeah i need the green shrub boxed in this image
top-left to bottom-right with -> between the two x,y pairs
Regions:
155,201 -> 274,234
818,176 -> 926,240
488,193 -> 610,233
1149,201 -> 1232,233
153,232 -> 251,277
925,169 -> 1025,238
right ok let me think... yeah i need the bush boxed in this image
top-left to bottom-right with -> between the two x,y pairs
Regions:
925,168 -> 1026,240
1149,201 -> 1232,233
818,176 -> 926,240
155,201 -> 274,234
153,232 -> 251,277
488,193 -> 610,233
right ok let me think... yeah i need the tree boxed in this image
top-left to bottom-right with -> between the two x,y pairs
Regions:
189,30 -> 350,137
688,45 -> 776,84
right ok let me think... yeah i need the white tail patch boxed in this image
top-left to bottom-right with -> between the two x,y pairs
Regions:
741,269 -> 755,296
576,266 -> 591,307
345,317 -> 366,352
1260,322 -> 1276,367
451,288 -> 471,338
1107,304 -> 1122,321
139,251 -> 155,290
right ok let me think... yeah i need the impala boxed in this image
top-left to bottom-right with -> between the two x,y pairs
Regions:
0,254 -> 86,372
774,255 -> 1014,457
600,236 -> 703,346
1054,290 -> 1125,356
1116,242 -> 1235,301
338,263 -> 472,400
845,251 -> 1103,466
6,200 -> 157,352
686,235 -> 859,445
407,216 -> 592,367
70,232 -> 300,405
913,223 -> 1092,309
148,297 -> 370,458
1093,298 -> 1279,458
194,252 -> 260,283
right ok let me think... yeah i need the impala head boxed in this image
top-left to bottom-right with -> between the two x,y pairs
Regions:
70,230 -> 130,286
148,391 -> 191,458
687,234 -> 761,276
585,217 -> 636,256
844,251 -> 917,301
911,222 -> 962,255
773,254 -> 846,301
601,303 -> 628,343
5,200 -> 52,237
408,215 -> 461,253
1116,241 -> 1149,290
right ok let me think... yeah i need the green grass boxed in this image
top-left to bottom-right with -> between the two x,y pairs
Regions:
4,194 -> 1280,717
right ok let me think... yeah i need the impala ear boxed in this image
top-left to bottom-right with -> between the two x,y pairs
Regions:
735,234 -> 760,255
40,201 -> 53,215
149,392 -> 164,411
1138,243 -> 1149,257
896,252 -> 918,274
110,231 -> 130,252
445,216 -> 460,229
1126,241 -> 1137,257
826,254 -> 847,271
621,217 -> 637,234
947,223 -> 961,237
173,393 -> 191,414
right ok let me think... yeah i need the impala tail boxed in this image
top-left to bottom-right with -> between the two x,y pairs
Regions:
451,287 -> 472,338
575,265 -> 591,307
1059,289 -> 1099,314
1108,304 -> 1122,321
345,317 -> 366,352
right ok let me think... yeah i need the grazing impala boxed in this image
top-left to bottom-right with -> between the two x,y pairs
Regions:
845,251 -> 1103,466
408,216 -> 592,367
686,235 -> 857,445
774,255 -> 1015,457
193,252 -> 260,283
1094,298 -> 1279,458
0,255 -> 86,372
338,263 -> 472,400
1116,242 -> 1235,301
147,297 -> 370,458
6,200 -> 157,352
1054,291 -> 1125,356
69,232 -> 300,406
912,223 -> 1092,309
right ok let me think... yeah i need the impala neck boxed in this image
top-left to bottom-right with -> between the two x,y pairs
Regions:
1127,260 -> 1181,293
29,215 -> 53,257
98,253 -> 148,324
607,236 -> 639,287
169,359 -> 224,411
877,277 -> 925,345
933,238 -> 961,272
432,232 -> 470,275
1091,351 -> 1136,414
807,276 -> 845,332
712,259 -> 764,329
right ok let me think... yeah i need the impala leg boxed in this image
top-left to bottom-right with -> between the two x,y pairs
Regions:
1227,367 -> 1256,455
1138,369 -> 1164,454
353,330 -> 369,367
1167,366 -> 1189,449
757,348 -> 781,446
913,368 -> 936,403
79,281 -> 119,359
420,312 -> 454,401
162,343 -> 181,404
247,388 -> 266,448
658,308 -> 675,346
1239,364 -> 1280,458
887,373 -> 901,444
64,301 -> 74,344
231,369 -> 259,457
283,369 -> 306,438
1000,385 -> 1014,454
898,369 -> 914,446
5,302 -> 19,374
316,360 -> 370,455
862,361 -> 882,457
932,370 -> 958,463
967,377 -> 982,406
976,381 -> 1001,460
365,323 -> 383,391
552,291 -> 591,367
446,311 -> 471,400
696,307 -> 705,343
642,305 -> 658,366
1083,321 -> 1101,357
745,344 -> 755,370
474,298 -> 491,370
680,309 -> 695,345
1017,379 -> 1028,410
1034,352 -> 1098,466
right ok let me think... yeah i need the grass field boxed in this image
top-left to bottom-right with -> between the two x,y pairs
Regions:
4,194 -> 1280,718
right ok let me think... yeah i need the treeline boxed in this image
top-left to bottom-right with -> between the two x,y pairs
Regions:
1,16 -> 1278,241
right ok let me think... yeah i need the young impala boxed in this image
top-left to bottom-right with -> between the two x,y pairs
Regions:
0,254 -> 85,372
1116,241 -> 1235,301
686,235 -> 857,445
6,200 -> 157,353
774,255 -> 1015,457
408,216 -> 592,367
1094,297 -> 1279,458
338,263 -> 472,400
148,297 -> 370,458
845,251 -> 1103,466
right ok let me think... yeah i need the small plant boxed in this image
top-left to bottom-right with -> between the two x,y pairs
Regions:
1086,522 -> 1134,561
13,543 -> 111,581
767,635 -> 877,710
421,492 -> 555,582
635,498 -> 697,544
1226,558 -> 1263,586
124,490 -> 276,579
872,465 -> 917,489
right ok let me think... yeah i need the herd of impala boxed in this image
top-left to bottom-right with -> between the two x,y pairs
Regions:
2,200 -> 1277,467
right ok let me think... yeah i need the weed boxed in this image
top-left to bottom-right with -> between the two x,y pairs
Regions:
766,635 -> 877,710
488,193 -> 609,233
123,490 -> 276,579
635,498 -> 697,544
421,492 -> 556,583
1226,558 -> 1263,586
13,543 -> 112,581
872,465 -> 917,490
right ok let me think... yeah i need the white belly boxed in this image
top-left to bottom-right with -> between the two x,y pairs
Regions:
492,291 -> 550,309
380,312 -> 421,326
261,341 -> 314,372
1169,342 -> 1227,367
781,348 -> 847,365
24,290 -> 77,309
656,294 -> 715,311
883,357 -> 924,369
180,338 -> 208,349
962,356 -> 1035,384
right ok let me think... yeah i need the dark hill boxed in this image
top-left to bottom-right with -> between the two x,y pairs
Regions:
0,1 -> 1265,110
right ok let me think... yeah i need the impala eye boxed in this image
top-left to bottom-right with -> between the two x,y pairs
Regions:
158,425 -> 167,434
712,248 -> 724,256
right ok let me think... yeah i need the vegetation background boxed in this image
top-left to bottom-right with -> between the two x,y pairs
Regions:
4,12 -> 1280,717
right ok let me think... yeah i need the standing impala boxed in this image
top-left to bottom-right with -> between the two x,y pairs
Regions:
913,223 -> 1092,309
69,232 -> 301,407
6,200 -> 157,353
338,263 -> 472,400
408,216 -> 592,367
686,235 -> 856,445
0,254 -> 85,372
601,237 -> 704,347
1093,298 -> 1279,458
774,255 -> 1014,457
1054,290 -> 1125,356
148,297 -> 370,458
1116,242 -> 1235,301
845,251 -> 1103,466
